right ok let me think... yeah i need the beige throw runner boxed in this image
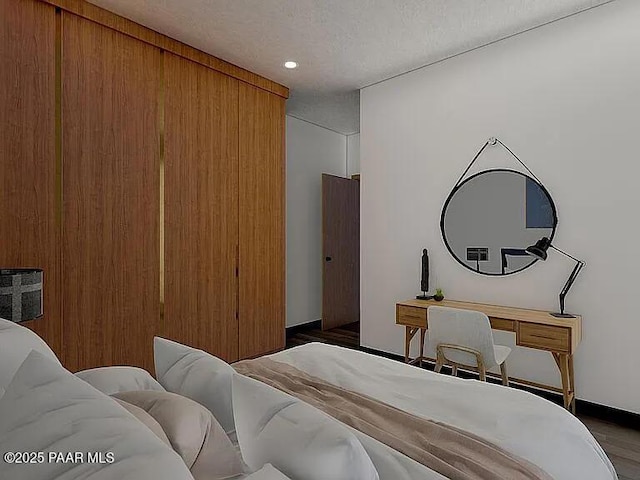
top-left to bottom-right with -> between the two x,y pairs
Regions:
234,357 -> 553,480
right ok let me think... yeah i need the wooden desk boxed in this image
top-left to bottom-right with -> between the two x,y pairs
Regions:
396,299 -> 582,412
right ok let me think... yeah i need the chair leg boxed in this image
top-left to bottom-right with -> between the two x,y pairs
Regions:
478,362 -> 487,382
451,365 -> 458,377
434,349 -> 444,373
434,359 -> 443,373
500,362 -> 509,387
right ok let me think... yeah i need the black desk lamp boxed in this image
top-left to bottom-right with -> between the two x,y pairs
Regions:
525,237 -> 584,318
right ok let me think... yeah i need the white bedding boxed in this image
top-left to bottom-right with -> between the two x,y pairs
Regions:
267,343 -> 617,480
232,374 -> 379,480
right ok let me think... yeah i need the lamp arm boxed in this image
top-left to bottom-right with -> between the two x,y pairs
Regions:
558,260 -> 585,315
549,244 -> 583,264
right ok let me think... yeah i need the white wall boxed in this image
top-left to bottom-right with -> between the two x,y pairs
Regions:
361,0 -> 640,413
287,115 -> 347,327
347,133 -> 360,175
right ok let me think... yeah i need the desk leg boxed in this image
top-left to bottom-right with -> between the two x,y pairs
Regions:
404,326 -> 410,362
553,352 -> 576,413
404,326 -> 419,363
568,354 -> 576,414
419,328 -> 426,367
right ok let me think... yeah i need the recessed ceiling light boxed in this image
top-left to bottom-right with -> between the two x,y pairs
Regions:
284,61 -> 298,69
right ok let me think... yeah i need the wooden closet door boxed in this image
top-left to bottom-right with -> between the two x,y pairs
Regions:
0,0 -> 61,354
238,83 -> 285,359
62,14 -> 161,372
163,53 -> 239,362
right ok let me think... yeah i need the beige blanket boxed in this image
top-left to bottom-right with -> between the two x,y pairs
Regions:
234,357 -> 553,480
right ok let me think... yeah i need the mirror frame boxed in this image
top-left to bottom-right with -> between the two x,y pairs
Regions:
439,168 -> 558,276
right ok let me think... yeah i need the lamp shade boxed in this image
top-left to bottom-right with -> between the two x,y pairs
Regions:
525,237 -> 552,261
0,269 -> 43,323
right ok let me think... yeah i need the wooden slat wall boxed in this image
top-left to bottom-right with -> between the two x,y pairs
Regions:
39,0 -> 288,99
62,13 -> 161,371
1,0 -> 286,368
238,83 -> 286,358
163,53 -> 239,362
0,0 -> 62,354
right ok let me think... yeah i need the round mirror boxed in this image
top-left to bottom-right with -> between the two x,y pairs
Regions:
440,169 -> 557,275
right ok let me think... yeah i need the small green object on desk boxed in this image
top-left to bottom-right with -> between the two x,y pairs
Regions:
434,288 -> 444,301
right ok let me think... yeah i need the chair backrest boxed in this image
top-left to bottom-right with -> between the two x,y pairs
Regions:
427,306 -> 498,369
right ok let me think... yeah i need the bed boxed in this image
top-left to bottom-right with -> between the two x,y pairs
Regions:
253,342 -> 617,480
0,317 -> 618,480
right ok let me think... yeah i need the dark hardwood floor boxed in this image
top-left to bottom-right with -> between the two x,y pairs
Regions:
286,322 -> 360,350
581,416 -> 640,480
287,322 -> 640,480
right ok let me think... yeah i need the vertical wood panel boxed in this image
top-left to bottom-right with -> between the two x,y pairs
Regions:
0,0 -> 61,353
62,13 -> 160,371
163,53 -> 239,362
239,83 -> 285,359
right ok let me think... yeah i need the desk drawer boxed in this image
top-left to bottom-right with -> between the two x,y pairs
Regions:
396,305 -> 427,327
490,318 -> 515,332
518,323 -> 570,352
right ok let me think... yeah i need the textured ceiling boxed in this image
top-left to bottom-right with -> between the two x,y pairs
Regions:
88,0 -> 611,134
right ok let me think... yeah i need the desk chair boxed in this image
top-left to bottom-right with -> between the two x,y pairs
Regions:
427,306 -> 511,386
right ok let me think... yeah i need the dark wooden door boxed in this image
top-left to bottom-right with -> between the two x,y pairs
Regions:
322,174 -> 360,330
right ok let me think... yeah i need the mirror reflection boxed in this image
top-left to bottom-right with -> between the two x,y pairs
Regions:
441,169 -> 557,275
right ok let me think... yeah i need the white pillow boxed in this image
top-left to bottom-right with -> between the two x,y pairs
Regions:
244,464 -> 291,480
0,316 -> 60,392
0,350 -> 195,480
112,390 -> 246,479
232,374 -> 379,480
111,397 -> 172,446
154,337 -> 235,435
76,366 -> 165,395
